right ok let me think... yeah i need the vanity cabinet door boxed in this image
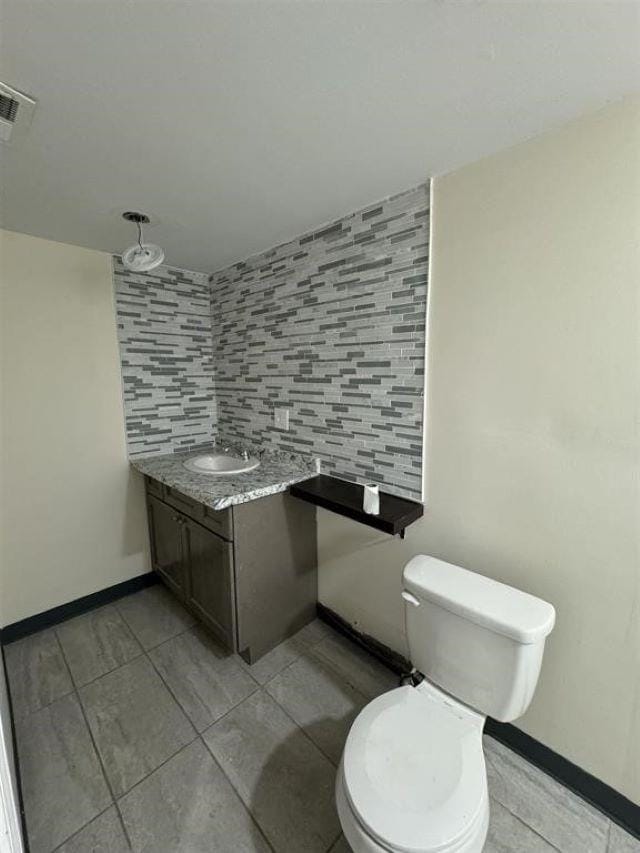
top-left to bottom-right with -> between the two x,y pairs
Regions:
183,520 -> 236,651
147,495 -> 186,599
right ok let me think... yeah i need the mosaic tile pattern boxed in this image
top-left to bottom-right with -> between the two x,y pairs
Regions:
113,259 -> 217,457
210,183 -> 429,500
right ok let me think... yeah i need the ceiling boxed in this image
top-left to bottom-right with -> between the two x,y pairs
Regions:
1,1 -> 638,273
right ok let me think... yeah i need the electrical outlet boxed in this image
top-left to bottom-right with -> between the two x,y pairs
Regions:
274,408 -> 290,430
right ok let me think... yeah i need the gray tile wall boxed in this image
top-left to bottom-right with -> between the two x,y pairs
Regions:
210,183 -> 429,500
113,259 -> 217,457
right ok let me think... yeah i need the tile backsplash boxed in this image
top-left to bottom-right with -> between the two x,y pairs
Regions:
210,183 -> 428,500
113,259 -> 217,457
113,182 -> 428,499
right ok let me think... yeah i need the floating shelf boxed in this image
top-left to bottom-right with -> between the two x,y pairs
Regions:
289,475 -> 423,537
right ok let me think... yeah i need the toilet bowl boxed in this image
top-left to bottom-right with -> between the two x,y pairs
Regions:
336,555 -> 555,853
337,682 -> 489,852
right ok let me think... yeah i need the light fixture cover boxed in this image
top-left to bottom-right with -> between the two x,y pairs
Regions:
121,211 -> 165,271
121,242 -> 165,272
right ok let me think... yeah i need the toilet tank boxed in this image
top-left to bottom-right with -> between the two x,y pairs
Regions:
403,556 -> 555,722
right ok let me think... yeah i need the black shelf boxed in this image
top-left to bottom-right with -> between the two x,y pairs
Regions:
289,475 -> 423,537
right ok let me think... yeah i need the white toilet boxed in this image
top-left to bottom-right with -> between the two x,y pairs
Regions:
336,555 -> 556,853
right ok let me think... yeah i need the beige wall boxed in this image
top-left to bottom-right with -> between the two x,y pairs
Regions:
319,97 -> 640,801
0,231 -> 150,626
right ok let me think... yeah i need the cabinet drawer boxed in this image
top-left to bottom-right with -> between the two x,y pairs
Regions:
146,476 -> 164,499
163,485 -> 201,515
160,485 -> 233,541
199,504 -> 233,540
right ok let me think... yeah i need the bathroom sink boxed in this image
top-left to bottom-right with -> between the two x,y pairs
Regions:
183,453 -> 260,475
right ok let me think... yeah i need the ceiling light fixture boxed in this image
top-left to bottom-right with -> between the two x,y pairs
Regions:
121,211 -> 165,272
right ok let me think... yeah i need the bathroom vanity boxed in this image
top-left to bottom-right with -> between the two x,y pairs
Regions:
134,450 -> 319,663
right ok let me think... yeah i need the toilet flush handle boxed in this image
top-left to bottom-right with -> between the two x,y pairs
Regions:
401,591 -> 421,607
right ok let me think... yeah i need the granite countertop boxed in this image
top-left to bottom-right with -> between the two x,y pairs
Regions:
130,444 -> 320,511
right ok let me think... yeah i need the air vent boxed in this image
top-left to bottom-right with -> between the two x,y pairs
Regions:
0,82 -> 37,144
0,94 -> 19,123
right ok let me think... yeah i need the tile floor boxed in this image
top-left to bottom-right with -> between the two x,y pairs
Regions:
3,584 -> 638,853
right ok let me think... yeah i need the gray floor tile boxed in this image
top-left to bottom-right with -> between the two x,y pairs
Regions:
309,633 -> 397,700
54,806 -> 130,853
203,690 -> 341,852
80,655 -> 195,797
149,627 -> 258,731
608,822 -> 640,852
294,618 -> 336,648
56,605 -> 142,687
265,651 -> 367,764
118,739 -> 270,853
483,799 -> 558,852
4,630 -> 73,718
15,594 -> 629,853
239,634 -> 308,685
116,586 -> 195,650
16,693 -> 111,853
484,736 -> 609,853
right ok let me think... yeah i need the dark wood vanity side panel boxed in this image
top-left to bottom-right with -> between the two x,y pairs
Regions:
233,492 -> 318,663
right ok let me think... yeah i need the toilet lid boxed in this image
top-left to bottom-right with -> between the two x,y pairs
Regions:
342,685 -> 486,853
